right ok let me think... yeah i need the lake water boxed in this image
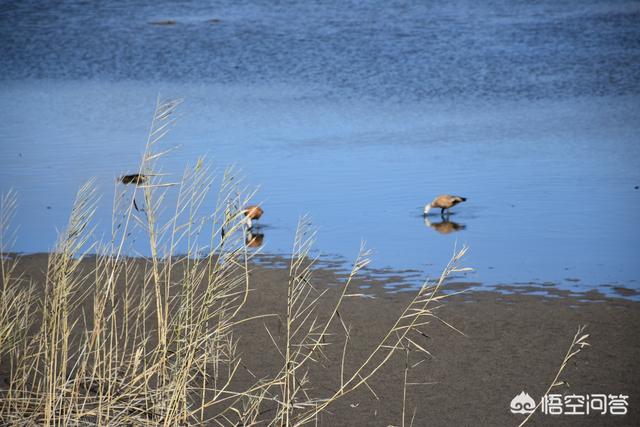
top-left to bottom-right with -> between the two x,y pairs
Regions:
1,0 -> 639,297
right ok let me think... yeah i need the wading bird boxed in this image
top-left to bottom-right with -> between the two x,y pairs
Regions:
119,174 -> 148,185
424,194 -> 467,217
220,205 -> 264,241
243,205 -> 264,229
118,174 -> 148,212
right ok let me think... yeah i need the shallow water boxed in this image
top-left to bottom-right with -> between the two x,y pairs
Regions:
1,0 -> 639,296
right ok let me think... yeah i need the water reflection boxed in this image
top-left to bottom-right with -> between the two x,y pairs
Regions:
246,230 -> 264,248
423,216 -> 466,234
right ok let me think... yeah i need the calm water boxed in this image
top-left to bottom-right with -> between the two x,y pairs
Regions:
1,0 -> 639,296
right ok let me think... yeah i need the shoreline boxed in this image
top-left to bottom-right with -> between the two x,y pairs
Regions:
7,251 -> 640,302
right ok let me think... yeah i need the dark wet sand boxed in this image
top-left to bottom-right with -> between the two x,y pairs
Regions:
4,254 -> 640,426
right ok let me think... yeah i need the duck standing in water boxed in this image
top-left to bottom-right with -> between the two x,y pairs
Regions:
119,173 -> 148,211
119,173 -> 148,185
243,205 -> 264,229
424,194 -> 467,217
221,204 -> 264,241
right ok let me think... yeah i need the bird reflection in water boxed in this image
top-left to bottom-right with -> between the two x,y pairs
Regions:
423,216 -> 466,234
246,230 -> 265,248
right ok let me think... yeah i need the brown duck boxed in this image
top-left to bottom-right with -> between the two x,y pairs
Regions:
424,194 -> 467,216
243,205 -> 264,229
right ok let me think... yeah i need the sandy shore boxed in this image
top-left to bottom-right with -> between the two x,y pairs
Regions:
3,253 -> 639,426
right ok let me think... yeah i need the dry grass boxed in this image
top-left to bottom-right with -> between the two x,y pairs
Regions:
0,190 -> 36,361
518,325 -> 590,426
0,97 -> 587,426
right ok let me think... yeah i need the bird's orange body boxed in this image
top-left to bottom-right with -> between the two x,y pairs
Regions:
424,194 -> 467,216
430,195 -> 466,209
244,205 -> 264,220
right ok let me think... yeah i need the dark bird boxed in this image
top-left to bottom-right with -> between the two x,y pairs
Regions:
119,174 -> 148,212
243,205 -> 264,229
424,194 -> 467,217
150,20 -> 177,26
119,174 -> 148,185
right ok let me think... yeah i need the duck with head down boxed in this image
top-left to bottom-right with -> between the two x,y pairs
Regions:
243,205 -> 264,229
424,194 -> 467,217
220,204 -> 265,241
